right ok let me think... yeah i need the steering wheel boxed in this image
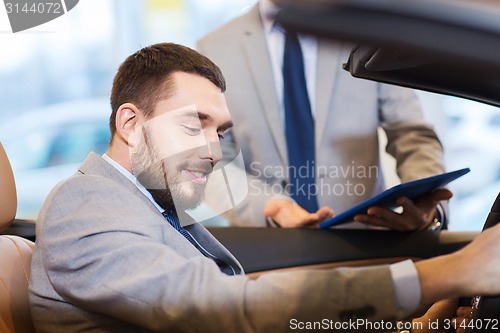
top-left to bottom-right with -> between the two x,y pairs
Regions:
464,192 -> 500,333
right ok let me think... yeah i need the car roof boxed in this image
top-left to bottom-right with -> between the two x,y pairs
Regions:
276,0 -> 500,107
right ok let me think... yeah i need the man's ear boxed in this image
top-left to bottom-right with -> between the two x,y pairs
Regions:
115,103 -> 141,143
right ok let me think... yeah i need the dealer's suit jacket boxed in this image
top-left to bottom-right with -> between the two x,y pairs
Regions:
29,152 -> 406,332
197,3 -> 445,227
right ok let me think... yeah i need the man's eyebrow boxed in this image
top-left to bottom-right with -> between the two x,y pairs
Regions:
187,111 -> 233,132
219,120 -> 233,132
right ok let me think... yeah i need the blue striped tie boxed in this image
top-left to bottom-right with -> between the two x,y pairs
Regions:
162,211 -> 199,248
162,211 -> 238,275
283,29 -> 319,213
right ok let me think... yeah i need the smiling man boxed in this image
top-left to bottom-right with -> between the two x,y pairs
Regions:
29,43 -> 500,332
128,100 -> 231,215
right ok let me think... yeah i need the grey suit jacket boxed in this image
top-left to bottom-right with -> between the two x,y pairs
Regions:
29,152 -> 408,332
197,3 -> 445,227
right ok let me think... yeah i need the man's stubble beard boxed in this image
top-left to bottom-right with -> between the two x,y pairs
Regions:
148,181 -> 207,213
146,159 -> 210,213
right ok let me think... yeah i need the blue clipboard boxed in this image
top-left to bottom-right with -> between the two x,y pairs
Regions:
320,167 -> 471,229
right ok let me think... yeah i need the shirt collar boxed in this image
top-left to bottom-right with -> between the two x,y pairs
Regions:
259,0 -> 281,34
102,153 -> 164,213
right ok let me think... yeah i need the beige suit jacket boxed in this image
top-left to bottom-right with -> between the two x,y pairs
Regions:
29,153 -> 407,332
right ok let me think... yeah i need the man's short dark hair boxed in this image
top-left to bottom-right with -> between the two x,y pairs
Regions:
109,42 -> 226,138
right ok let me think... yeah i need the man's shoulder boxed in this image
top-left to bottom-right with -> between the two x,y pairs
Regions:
36,169 -> 156,233
198,6 -> 259,45
50,153 -> 119,194
40,171 -> 121,213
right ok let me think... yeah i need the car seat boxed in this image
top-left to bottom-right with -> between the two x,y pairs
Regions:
0,235 -> 35,333
0,143 -> 35,333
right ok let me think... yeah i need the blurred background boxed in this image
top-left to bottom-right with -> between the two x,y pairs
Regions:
0,0 -> 498,230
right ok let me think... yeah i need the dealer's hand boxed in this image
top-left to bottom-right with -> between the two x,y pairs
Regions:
411,298 -> 460,333
454,305 -> 472,333
264,198 -> 334,228
411,298 -> 471,333
353,188 -> 453,231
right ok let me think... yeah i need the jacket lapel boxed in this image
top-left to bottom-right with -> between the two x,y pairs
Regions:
315,39 -> 342,148
243,4 -> 288,164
78,152 -> 161,216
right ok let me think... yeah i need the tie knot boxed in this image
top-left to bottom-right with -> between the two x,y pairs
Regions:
274,21 -> 299,40
273,20 -> 285,34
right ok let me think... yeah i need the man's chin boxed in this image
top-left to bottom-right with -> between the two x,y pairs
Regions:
176,190 -> 206,211
148,186 -> 205,212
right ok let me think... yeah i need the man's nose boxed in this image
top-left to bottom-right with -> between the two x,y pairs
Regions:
201,141 -> 222,164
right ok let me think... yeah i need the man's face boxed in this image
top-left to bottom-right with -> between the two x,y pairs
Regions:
128,72 -> 232,214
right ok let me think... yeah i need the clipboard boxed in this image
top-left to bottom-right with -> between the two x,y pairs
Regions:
320,167 -> 471,229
